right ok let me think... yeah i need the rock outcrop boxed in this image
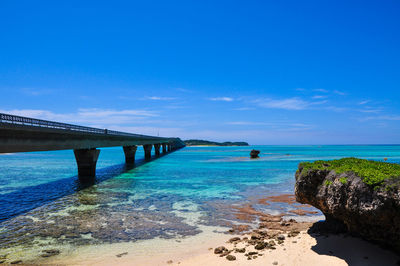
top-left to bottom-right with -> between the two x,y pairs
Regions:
295,165 -> 400,252
250,150 -> 260,159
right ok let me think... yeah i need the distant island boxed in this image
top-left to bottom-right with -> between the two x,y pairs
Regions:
184,139 -> 249,146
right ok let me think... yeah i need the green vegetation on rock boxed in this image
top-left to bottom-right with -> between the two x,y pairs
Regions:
184,139 -> 249,146
300,157 -> 400,188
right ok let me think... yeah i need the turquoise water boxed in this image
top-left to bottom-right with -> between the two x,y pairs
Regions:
0,145 -> 399,262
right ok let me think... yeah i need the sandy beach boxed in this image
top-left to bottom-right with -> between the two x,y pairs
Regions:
49,227 -> 399,266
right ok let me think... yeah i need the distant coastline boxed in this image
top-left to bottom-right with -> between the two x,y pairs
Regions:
184,139 -> 249,146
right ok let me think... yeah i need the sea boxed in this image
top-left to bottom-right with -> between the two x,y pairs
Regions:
0,145 -> 399,263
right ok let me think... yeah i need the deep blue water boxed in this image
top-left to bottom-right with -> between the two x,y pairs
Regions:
0,145 -> 399,262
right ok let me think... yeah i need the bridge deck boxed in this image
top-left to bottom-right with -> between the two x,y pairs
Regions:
0,113 -> 179,153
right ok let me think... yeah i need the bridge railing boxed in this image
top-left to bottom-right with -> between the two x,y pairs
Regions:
0,113 -> 164,139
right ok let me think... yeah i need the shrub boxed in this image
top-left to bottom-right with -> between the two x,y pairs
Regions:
300,158 -> 400,188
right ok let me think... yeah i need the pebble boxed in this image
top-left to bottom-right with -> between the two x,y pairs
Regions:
235,248 -> 246,253
167,260 -> 173,264
273,262 -> 278,265
214,246 -> 227,254
292,241 -> 297,243
287,230 -> 300,238
251,234 -> 262,240
255,242 -> 266,250
41,249 -> 61,258
10,260 -> 22,264
277,234 -> 285,240
229,237 -> 240,242
116,252 -> 128,258
226,255 -> 236,261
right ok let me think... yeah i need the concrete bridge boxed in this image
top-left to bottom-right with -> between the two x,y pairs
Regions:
0,113 -> 185,181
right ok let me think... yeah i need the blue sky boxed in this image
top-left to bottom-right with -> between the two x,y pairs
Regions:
1,0 -> 399,144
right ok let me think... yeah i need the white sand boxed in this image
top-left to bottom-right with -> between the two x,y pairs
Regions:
47,228 -> 399,266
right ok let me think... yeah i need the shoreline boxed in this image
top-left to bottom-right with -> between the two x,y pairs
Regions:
43,193 -> 400,265
46,221 -> 400,266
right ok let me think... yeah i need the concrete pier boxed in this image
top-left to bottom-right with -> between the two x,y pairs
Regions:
123,145 -> 137,164
167,144 -> 172,152
74,148 -> 100,180
143,144 -> 152,160
154,144 -> 161,156
162,143 -> 167,153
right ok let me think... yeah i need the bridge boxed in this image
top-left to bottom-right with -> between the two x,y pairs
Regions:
0,113 -> 185,181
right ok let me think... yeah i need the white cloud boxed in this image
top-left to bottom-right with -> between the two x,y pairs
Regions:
333,90 -> 346,96
362,115 -> 400,121
313,88 -> 329,93
0,108 -> 159,128
20,88 -> 57,96
256,97 -> 310,110
175,88 -> 193,93
233,107 -> 255,111
105,125 -> 184,137
324,106 -> 348,112
312,95 -> 328,99
145,96 -> 176,101
226,121 -> 268,126
359,100 -> 370,105
225,121 -> 314,131
358,108 -> 382,114
208,97 -> 234,102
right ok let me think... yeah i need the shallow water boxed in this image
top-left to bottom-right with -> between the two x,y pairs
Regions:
0,145 -> 399,263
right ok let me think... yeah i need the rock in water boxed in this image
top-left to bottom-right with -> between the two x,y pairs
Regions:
250,149 -> 260,159
295,161 -> 400,252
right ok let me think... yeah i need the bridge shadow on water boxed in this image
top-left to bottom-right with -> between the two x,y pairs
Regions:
0,154 -> 167,223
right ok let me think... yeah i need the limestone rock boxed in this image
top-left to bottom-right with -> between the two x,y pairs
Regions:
250,150 -> 260,159
295,165 -> 400,252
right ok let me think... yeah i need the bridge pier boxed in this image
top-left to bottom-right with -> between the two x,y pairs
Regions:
167,143 -> 172,152
162,143 -> 167,153
123,145 -> 137,164
143,144 -> 152,160
154,144 -> 161,156
74,148 -> 100,181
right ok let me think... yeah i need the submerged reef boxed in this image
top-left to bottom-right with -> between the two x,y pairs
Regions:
295,158 -> 400,252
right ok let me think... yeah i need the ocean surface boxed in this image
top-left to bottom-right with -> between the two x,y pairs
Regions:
0,145 -> 399,263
